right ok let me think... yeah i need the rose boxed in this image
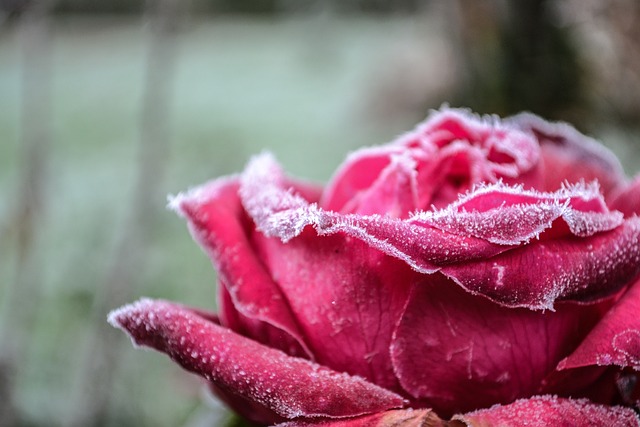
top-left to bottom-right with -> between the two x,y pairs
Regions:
109,108 -> 640,426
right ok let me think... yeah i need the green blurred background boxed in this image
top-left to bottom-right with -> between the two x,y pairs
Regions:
1,1 -> 639,426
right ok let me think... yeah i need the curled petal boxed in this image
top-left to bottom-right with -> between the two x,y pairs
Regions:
406,108 -> 540,179
240,153 -> 508,271
322,108 -> 541,214
411,181 -> 623,244
453,395 -> 640,427
169,176 -> 312,358
342,153 -> 419,218
240,153 -> 640,309
442,217 -> 640,310
108,299 -> 407,421
321,145 -> 408,214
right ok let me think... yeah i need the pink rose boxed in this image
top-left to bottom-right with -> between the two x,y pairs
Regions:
109,108 -> 640,426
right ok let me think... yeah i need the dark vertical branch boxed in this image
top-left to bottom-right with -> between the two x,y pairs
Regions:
66,1 -> 186,425
449,0 -> 585,123
0,0 -> 53,424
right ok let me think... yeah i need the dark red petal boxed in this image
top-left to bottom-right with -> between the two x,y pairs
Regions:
538,365 -> 620,407
442,217 -> 640,310
252,229 -> 414,393
509,112 -> 626,195
169,177 -> 312,357
275,409 -> 449,427
558,277 -> 640,371
453,395 -> 640,427
390,276 -> 604,416
610,175 -> 640,217
108,299 -> 406,420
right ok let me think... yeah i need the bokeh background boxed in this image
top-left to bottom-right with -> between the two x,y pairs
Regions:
1,1 -> 639,426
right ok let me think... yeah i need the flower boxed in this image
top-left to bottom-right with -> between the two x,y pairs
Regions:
109,108 -> 640,426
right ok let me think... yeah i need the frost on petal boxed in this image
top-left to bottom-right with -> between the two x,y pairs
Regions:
509,112 -> 626,195
239,152 -> 323,243
275,409 -> 448,427
442,217 -> 640,310
610,175 -> 640,217
108,299 -> 406,422
322,107 -> 541,215
239,153 -> 510,272
240,154 -> 640,310
407,108 -> 540,177
390,276 -> 604,417
453,395 -> 640,427
412,181 -> 623,245
169,176 -> 312,358
558,277 -> 640,371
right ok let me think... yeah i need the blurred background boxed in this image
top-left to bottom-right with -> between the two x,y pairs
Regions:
0,0 -> 639,426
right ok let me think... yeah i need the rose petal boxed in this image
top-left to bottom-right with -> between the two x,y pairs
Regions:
322,108 -> 541,214
341,152 -> 419,218
275,409 -> 448,427
169,177 -> 312,358
402,109 -> 541,208
409,108 -> 540,179
610,175 -> 640,217
412,181 -> 623,245
252,228 -> 415,393
108,299 -> 407,421
442,217 -> 640,310
558,277 -> 640,371
509,112 -> 626,195
453,395 -> 640,427
241,153 -> 640,310
321,145 -> 405,213
390,276 -> 605,416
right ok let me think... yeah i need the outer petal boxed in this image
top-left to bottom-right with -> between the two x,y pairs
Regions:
276,409 -> 450,427
453,395 -> 639,427
509,112 -> 627,196
441,217 -> 640,310
390,275 -> 607,416
610,175 -> 640,217
108,299 -> 406,422
241,153 -> 640,310
252,228 -> 415,393
558,277 -> 640,371
169,177 -> 312,358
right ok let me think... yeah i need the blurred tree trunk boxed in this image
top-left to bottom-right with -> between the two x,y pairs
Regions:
0,0 -> 53,424
450,0 -> 587,126
66,1 -> 187,425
